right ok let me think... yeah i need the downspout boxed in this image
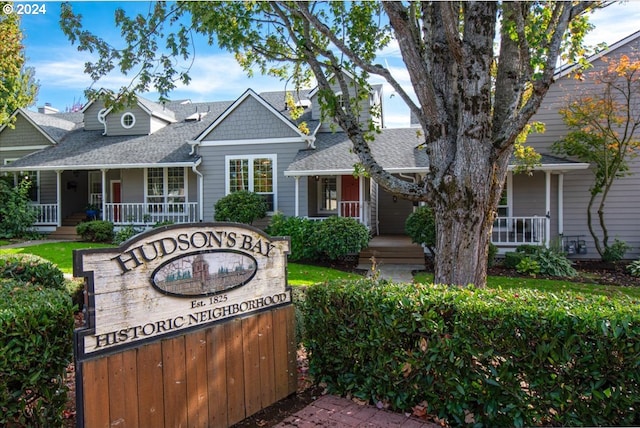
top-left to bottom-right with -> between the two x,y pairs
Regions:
545,171 -> 551,247
191,159 -> 204,222
56,170 -> 62,227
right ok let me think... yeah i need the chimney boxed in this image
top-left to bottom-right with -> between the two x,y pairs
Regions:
38,103 -> 59,114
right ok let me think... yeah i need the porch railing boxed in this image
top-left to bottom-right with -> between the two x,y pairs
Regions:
491,216 -> 548,246
30,203 -> 58,225
104,202 -> 199,225
340,201 -> 360,218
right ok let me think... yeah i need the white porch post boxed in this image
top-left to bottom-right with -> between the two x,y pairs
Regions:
294,176 -> 300,217
358,175 -> 364,224
558,173 -> 564,236
545,171 -> 551,247
101,169 -> 107,214
56,170 -> 62,227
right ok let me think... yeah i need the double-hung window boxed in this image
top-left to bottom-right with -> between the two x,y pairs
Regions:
226,155 -> 276,212
146,167 -> 186,212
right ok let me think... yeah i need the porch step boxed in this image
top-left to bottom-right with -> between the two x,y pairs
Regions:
48,226 -> 81,241
358,235 -> 425,265
62,212 -> 88,226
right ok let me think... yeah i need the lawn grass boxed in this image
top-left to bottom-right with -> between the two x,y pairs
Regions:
287,263 -> 363,285
2,241 -> 637,298
413,271 -> 640,299
0,242 -> 115,274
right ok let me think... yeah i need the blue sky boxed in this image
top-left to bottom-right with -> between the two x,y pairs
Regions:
18,1 -> 640,128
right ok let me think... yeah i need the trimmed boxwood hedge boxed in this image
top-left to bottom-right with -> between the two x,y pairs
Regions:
304,279 -> 640,427
0,253 -> 66,290
0,279 -> 75,426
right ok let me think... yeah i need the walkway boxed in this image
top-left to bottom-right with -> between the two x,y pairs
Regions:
274,394 -> 439,427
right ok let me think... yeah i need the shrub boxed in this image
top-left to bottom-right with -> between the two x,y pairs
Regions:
504,251 -> 526,269
113,224 -> 145,245
214,191 -> 268,224
0,178 -> 39,239
516,256 -> 540,276
487,242 -> 498,268
404,205 -> 436,255
603,239 -> 631,262
304,280 -> 640,427
628,259 -> 640,277
534,247 -> 577,277
76,220 -> 114,242
0,253 -> 65,290
0,279 -> 75,427
266,213 -> 319,261
314,216 -> 370,260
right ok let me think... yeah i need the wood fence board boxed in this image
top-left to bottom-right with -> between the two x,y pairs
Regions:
107,353 -> 126,427
206,324 -> 228,428
136,342 -> 165,427
242,315 -> 262,417
285,305 -> 298,395
162,336 -> 188,427
185,330 -> 209,427
272,306 -> 291,401
225,319 -> 246,426
257,311 -> 276,407
82,357 -> 110,428
121,349 -> 140,427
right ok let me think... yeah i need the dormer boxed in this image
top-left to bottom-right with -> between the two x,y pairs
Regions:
309,72 -> 384,132
81,90 -> 177,136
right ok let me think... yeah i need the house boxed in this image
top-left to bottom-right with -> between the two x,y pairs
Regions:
1,31 -> 639,259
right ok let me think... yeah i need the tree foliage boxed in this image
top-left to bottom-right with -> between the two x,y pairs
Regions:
59,1 -> 597,286
0,4 -> 38,126
553,53 -> 640,258
0,177 -> 38,239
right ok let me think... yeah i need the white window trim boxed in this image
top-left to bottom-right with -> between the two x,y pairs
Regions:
497,171 -> 513,218
97,108 -> 108,124
121,112 -> 136,129
317,175 -> 341,214
225,154 -> 277,213
144,167 -> 188,205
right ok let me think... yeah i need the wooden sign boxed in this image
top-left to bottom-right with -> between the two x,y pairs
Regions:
73,223 -> 296,427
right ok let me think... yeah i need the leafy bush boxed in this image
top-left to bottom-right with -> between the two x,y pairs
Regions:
214,191 -> 268,224
534,247 -> 577,277
603,239 -> 631,262
266,213 -> 319,261
0,178 -> 38,239
304,280 -> 640,427
506,246 -> 576,278
628,259 -> 640,277
404,205 -> 436,255
315,216 -> 370,260
0,279 -> 75,427
516,256 -> 540,276
487,242 -> 498,268
0,253 -> 65,290
113,224 -> 145,245
504,251 -> 526,269
76,220 -> 114,242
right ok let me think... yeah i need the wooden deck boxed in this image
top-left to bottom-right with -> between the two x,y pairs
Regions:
358,235 -> 425,265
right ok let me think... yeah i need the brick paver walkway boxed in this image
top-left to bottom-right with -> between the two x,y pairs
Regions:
274,395 -> 439,427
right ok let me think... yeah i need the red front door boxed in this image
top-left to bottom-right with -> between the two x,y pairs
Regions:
340,175 -> 359,217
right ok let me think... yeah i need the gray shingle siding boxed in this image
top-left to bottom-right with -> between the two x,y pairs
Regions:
105,105 -> 150,136
199,142 -> 308,222
202,96 -> 300,141
525,36 -> 640,258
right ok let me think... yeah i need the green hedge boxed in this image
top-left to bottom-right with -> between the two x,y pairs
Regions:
0,279 -> 75,426
76,220 -> 114,242
304,280 -> 640,427
267,214 -> 370,261
0,253 -> 65,290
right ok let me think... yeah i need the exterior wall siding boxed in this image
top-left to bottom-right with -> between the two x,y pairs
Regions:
104,105 -> 151,136
84,100 -> 107,131
0,115 -> 54,166
311,77 -> 377,132
524,37 -> 640,258
202,97 -> 299,141
198,142 -> 308,222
